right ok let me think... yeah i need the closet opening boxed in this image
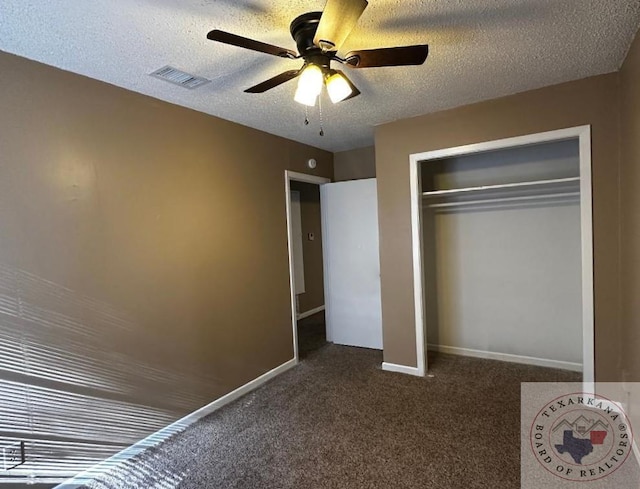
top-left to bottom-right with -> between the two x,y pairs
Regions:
408,126 -> 594,382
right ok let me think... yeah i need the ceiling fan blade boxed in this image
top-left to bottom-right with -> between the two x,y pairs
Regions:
244,70 -> 301,93
344,45 -> 429,68
334,70 -> 361,101
207,30 -> 298,59
313,0 -> 368,52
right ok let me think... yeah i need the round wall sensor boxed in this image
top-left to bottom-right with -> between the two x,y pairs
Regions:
307,158 -> 317,169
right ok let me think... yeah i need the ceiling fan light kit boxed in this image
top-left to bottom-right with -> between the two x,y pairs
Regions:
207,0 -> 428,111
294,66 -> 353,107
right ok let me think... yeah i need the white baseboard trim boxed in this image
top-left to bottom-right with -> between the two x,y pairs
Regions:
296,305 -> 325,320
381,362 -> 424,377
55,357 -> 298,488
427,344 -> 582,372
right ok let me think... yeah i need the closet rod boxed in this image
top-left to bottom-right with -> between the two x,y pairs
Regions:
422,176 -> 580,198
427,192 -> 580,209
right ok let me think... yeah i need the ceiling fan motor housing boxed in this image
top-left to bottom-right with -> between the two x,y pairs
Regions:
290,12 -> 335,64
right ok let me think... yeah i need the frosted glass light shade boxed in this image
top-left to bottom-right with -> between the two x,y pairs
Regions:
326,71 -> 353,103
294,64 -> 323,106
294,85 -> 318,106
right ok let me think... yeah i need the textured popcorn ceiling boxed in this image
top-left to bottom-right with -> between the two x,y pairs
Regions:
1,0 -> 639,151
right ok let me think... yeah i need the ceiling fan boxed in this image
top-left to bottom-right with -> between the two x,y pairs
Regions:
206,0 -> 429,107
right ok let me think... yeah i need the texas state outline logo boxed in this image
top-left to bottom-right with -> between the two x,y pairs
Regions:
530,392 -> 633,482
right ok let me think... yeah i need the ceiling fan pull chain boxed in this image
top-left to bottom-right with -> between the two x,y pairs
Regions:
319,96 -> 324,137
304,105 -> 310,126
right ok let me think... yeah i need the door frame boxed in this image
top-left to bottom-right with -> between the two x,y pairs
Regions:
285,171 -> 331,363
408,125 -> 594,382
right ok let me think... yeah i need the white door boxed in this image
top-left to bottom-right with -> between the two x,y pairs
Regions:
321,178 -> 383,350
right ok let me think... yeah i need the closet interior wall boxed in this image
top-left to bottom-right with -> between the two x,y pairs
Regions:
421,139 -> 583,371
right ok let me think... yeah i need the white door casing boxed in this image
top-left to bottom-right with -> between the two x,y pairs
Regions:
406,125 -> 594,381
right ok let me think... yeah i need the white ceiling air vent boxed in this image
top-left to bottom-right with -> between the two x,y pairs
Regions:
150,66 -> 211,89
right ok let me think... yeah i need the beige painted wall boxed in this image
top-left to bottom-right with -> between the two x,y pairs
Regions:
290,181 -> 325,313
620,29 -> 640,381
334,146 -> 376,181
0,51 -> 332,478
375,73 -> 621,381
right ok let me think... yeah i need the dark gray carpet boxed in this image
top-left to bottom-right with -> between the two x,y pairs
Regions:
83,345 -> 580,489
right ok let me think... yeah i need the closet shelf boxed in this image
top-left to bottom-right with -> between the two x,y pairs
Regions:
422,176 -> 580,198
